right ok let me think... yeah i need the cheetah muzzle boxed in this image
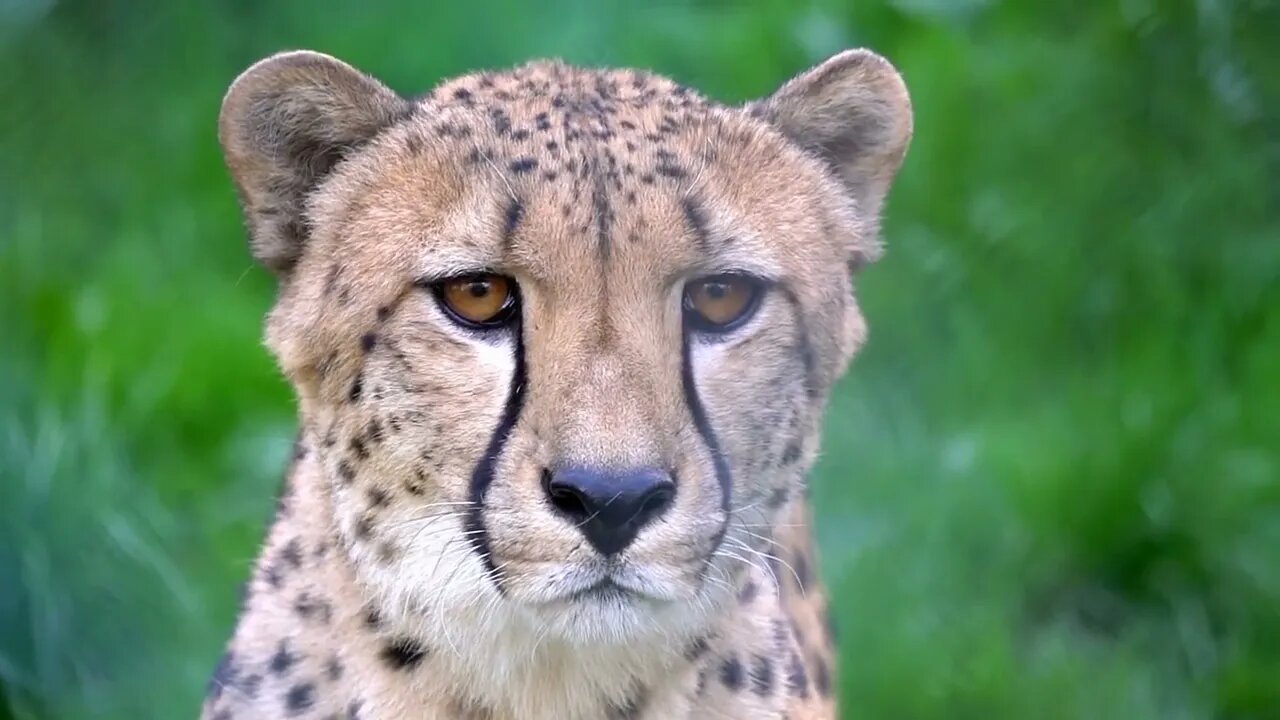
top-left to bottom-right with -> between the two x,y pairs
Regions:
204,47 -> 912,720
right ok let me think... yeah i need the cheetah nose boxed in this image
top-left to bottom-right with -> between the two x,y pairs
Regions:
542,466 -> 675,556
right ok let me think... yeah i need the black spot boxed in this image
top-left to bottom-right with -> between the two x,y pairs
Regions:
786,652 -> 809,697
684,636 -> 709,660
436,122 -> 470,138
502,198 -> 524,247
783,289 -> 822,400
511,129 -> 531,141
269,641 -> 296,675
405,469 -> 427,495
535,112 -> 551,130
376,305 -> 391,322
346,700 -> 363,720
509,157 -> 537,174
592,172 -> 613,262
206,650 -> 237,701
750,655 -> 775,695
720,656 -> 745,690
781,439 -> 802,465
794,553 -> 812,590
814,656 -> 831,697
323,265 -> 341,296
380,637 -> 428,669
326,655 -> 344,681
738,580 -> 759,604
489,108 -> 511,135
294,592 -> 333,624
354,515 -> 374,540
768,553 -> 784,589
285,682 -> 315,715
363,606 -> 383,629
656,162 -> 686,178
349,373 -> 363,402
280,538 -> 303,569
350,436 -> 369,460
366,487 -> 390,508
366,418 -> 385,444
360,332 -> 377,353
262,561 -> 283,589
275,474 -> 295,518
240,672 -> 262,698
452,87 -> 473,103
681,197 -> 711,252
766,486 -> 789,509
772,618 -> 791,648
608,688 -> 647,719
337,459 -> 355,484
376,540 -> 399,563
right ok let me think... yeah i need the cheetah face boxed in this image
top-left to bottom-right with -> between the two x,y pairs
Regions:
219,51 -> 910,645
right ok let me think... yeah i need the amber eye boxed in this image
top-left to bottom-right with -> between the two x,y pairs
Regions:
433,274 -> 519,328
683,273 -> 764,332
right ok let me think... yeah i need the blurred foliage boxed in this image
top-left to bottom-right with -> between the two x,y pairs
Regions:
1,0 -> 1277,718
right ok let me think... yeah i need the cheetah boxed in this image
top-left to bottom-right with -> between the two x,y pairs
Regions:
203,47 -> 912,719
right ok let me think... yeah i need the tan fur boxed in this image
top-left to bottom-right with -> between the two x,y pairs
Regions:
204,49 -> 911,719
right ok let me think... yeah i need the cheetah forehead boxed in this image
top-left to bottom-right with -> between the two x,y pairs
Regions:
304,59 -> 857,293
221,49 -> 910,283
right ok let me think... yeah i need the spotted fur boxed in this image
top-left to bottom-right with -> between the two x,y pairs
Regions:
204,48 -> 912,719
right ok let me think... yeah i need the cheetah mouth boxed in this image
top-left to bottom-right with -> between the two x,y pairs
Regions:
566,578 -> 630,602
548,574 -> 664,607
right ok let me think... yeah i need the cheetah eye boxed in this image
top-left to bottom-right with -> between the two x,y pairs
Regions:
682,273 -> 764,333
431,273 -> 520,329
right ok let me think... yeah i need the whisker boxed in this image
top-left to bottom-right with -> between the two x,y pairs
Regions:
727,536 -> 806,598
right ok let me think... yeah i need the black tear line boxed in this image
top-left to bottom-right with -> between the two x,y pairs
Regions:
463,322 -> 527,592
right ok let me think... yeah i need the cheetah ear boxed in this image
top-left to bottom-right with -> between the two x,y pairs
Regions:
749,49 -> 913,261
218,50 -> 410,275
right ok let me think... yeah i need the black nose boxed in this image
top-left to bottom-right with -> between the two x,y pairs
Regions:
543,466 -> 675,556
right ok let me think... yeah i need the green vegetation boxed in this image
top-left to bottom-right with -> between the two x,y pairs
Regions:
1,1 -> 1276,717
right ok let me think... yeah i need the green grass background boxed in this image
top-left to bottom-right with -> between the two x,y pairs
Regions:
1,1 -> 1277,717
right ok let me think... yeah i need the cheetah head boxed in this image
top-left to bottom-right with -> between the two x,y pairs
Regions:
219,50 -> 911,648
